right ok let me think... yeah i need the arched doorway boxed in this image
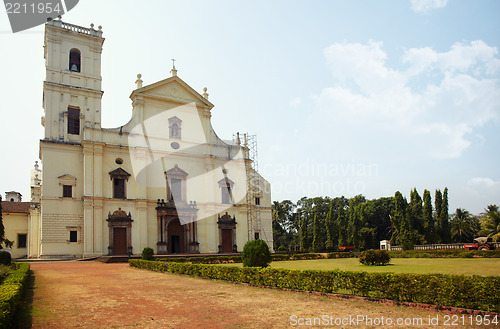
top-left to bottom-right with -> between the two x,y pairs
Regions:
168,219 -> 185,253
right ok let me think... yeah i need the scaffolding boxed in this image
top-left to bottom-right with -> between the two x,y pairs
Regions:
234,132 -> 264,242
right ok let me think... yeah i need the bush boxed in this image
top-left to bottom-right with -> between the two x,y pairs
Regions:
401,241 -> 414,251
241,239 -> 271,268
141,247 -> 154,261
359,249 -> 391,266
277,245 -> 287,252
0,252 -> 11,266
0,263 -> 30,329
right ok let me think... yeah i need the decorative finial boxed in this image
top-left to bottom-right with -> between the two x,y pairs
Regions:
34,160 -> 39,171
243,133 -> 248,147
98,25 -> 102,30
57,15 -> 62,20
202,87 -> 209,99
135,73 -> 143,89
170,59 -> 177,77
90,23 -> 94,29
236,132 -> 241,145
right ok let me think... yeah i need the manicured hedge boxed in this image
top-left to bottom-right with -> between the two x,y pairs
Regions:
129,259 -> 500,313
389,249 -> 500,258
157,256 -> 242,264
0,262 -> 30,329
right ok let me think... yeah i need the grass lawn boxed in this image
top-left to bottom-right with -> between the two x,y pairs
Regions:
224,258 -> 500,276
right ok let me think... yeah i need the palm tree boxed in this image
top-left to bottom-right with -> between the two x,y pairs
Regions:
478,205 -> 500,242
450,208 -> 479,243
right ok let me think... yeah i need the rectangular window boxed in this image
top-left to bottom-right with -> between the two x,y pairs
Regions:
67,107 -> 80,135
17,234 -> 27,248
69,231 -> 78,242
255,197 -> 260,205
254,232 -> 260,240
113,178 -> 125,199
171,178 -> 182,201
63,185 -> 72,198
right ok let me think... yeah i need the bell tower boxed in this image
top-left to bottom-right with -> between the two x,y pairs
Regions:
42,19 -> 104,142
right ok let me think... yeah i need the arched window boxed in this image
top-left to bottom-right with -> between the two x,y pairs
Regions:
69,48 -> 81,72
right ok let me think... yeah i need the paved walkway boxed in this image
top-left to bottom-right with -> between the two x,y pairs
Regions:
29,261 -> 490,328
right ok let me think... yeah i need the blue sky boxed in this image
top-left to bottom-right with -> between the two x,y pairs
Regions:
1,0 -> 499,214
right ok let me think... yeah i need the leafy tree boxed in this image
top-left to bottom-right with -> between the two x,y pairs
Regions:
478,205 -> 500,241
272,200 -> 297,250
423,190 -> 435,244
362,197 -> 393,243
0,196 -> 13,249
450,208 -> 479,243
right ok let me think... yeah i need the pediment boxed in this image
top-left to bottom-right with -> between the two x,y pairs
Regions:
58,174 -> 77,185
165,164 -> 188,177
130,76 -> 214,109
109,168 -> 131,180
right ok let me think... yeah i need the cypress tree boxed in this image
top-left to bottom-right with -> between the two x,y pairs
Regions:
336,205 -> 347,247
423,190 -> 435,243
435,189 -> 443,243
409,188 -> 424,236
299,213 -> 308,251
324,203 -> 335,251
312,212 -> 322,251
440,188 -> 451,243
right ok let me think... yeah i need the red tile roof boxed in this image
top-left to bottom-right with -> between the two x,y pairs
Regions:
2,202 -> 30,214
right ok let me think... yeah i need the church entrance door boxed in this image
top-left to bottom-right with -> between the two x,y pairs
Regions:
221,229 -> 232,253
168,220 -> 184,253
113,227 -> 127,255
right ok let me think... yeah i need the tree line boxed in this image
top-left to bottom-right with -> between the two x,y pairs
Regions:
272,188 -> 500,251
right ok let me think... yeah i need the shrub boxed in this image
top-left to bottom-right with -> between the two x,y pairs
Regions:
0,252 -> 11,266
359,249 -> 391,266
241,239 -> 271,268
401,241 -> 414,251
0,263 -> 30,329
277,245 -> 287,252
141,247 -> 154,261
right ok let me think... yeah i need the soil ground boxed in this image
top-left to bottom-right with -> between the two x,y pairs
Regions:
27,261 -> 499,328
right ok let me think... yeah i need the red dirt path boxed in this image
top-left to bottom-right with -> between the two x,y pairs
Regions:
29,261 -> 497,328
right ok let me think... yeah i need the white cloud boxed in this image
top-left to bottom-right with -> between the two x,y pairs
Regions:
468,177 -> 500,186
311,40 -> 500,159
289,97 -> 302,107
410,0 -> 448,14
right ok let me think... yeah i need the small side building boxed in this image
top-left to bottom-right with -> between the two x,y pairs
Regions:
2,193 -> 30,259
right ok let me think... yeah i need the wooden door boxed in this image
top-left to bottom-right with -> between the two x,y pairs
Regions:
113,227 -> 127,255
221,229 -> 232,253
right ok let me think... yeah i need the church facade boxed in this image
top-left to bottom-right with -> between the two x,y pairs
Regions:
27,19 -> 272,258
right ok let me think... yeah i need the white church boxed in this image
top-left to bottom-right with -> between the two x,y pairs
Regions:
5,19 -> 273,259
